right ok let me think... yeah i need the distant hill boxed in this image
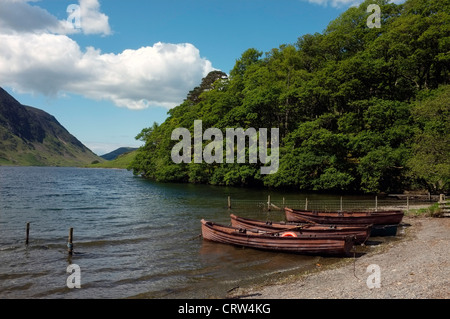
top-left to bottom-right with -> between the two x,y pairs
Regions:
101,147 -> 138,161
0,87 -> 103,167
90,149 -> 137,169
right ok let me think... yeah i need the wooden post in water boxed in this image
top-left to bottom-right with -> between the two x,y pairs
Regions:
375,196 -> 378,212
340,197 -> 343,212
228,196 -> 231,209
68,228 -> 74,255
305,198 -> 308,211
26,222 -> 30,246
282,197 -> 285,206
267,195 -> 271,211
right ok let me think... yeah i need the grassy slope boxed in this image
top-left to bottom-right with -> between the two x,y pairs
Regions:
0,128 -> 104,167
0,88 -> 104,167
88,150 -> 137,169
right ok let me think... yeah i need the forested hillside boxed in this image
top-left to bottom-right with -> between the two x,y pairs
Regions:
130,0 -> 449,194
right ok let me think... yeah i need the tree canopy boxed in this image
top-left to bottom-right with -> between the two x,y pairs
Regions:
130,0 -> 450,194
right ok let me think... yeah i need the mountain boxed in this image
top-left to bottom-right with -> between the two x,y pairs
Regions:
0,87 -> 103,166
101,147 -> 138,161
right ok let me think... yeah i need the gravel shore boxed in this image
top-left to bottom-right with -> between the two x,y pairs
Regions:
234,216 -> 450,299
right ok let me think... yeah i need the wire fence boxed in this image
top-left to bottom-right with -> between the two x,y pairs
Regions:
226,195 -> 438,213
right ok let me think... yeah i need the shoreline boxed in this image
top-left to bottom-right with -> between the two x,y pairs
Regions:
228,215 -> 450,299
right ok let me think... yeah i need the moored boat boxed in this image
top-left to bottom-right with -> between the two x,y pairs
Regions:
230,214 -> 372,244
285,208 -> 404,226
201,219 -> 354,256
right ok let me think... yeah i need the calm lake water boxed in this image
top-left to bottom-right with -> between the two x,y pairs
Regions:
0,166 -> 379,299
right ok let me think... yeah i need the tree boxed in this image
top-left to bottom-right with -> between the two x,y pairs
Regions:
186,71 -> 228,104
408,85 -> 450,192
130,0 -> 450,194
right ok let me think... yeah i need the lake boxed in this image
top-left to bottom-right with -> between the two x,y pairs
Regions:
0,166 -> 376,299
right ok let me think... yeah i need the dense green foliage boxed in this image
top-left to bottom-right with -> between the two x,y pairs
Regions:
130,0 -> 450,194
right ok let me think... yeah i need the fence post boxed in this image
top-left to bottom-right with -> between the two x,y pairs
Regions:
68,228 -> 74,255
407,196 -> 410,212
26,222 -> 30,246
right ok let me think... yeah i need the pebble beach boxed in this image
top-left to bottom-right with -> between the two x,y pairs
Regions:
232,216 -> 449,299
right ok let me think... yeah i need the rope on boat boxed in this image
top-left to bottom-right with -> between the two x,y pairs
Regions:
353,249 -> 360,280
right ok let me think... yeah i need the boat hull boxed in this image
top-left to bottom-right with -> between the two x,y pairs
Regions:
230,214 -> 372,244
371,224 -> 399,237
201,220 -> 354,256
285,208 -> 404,226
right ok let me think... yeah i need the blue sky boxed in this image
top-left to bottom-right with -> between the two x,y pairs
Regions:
0,0 -> 380,155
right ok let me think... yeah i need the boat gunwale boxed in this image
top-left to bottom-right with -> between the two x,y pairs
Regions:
284,207 -> 404,225
229,214 -> 372,244
230,214 -> 372,231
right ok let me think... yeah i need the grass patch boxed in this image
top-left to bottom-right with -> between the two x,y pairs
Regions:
406,202 -> 443,218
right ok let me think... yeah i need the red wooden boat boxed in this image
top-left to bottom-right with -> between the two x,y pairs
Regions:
230,214 -> 371,244
201,219 -> 354,256
285,208 -> 404,226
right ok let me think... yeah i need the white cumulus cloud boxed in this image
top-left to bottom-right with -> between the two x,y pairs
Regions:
0,0 -> 215,109
0,33 -> 214,109
0,0 -> 111,35
62,0 -> 112,35
0,0 -> 61,34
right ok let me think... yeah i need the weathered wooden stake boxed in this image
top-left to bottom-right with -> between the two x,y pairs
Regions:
305,198 -> 308,211
407,196 -> 410,212
228,196 -> 231,209
267,195 -> 271,211
282,197 -> 285,206
26,222 -> 30,246
340,197 -> 343,212
68,228 -> 74,255
375,196 -> 378,212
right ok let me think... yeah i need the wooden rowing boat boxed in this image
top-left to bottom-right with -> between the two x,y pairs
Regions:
285,208 -> 404,226
230,214 -> 372,244
201,219 -> 354,256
